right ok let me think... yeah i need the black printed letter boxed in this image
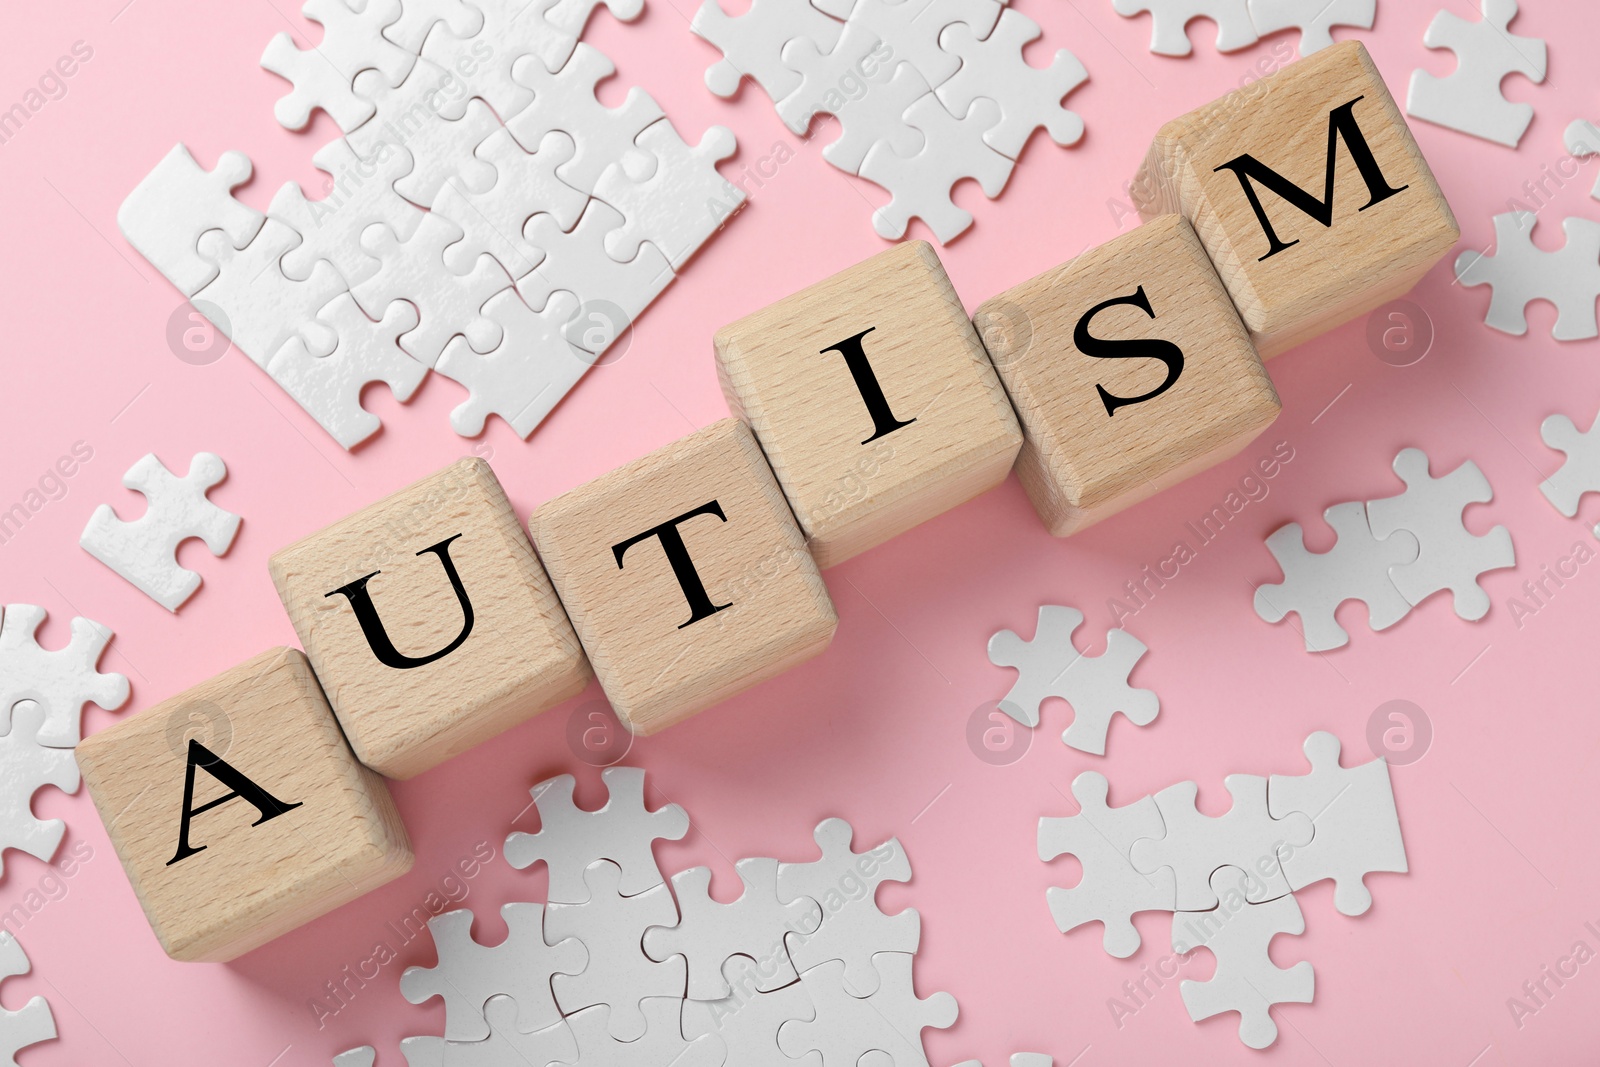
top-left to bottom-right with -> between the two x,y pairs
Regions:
820,328 -> 916,445
1073,286 -> 1184,417
326,534 -> 475,669
613,502 -> 732,628
167,740 -> 303,866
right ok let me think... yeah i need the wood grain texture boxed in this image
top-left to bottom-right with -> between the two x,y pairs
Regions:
528,418 -> 837,735
269,459 -> 589,779
1135,40 -> 1458,357
76,648 -> 412,962
975,215 -> 1281,537
714,241 -> 1022,567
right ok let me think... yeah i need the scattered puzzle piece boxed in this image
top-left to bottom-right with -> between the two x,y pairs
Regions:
1456,211 -> 1600,341
0,604 -> 127,748
1112,0 -> 1258,56
117,143 -> 263,297
1564,119 -> 1600,200
1541,406 -> 1600,517
0,935 -> 55,1067
0,703 -> 80,878
1407,0 -> 1546,147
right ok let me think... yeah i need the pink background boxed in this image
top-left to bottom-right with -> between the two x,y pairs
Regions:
1,0 -> 1597,1062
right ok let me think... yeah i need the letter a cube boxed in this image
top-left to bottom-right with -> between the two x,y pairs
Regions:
529,418 -> 838,735
1135,41 -> 1458,356
76,648 -> 413,961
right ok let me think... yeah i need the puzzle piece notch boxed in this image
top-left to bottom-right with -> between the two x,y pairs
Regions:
347,61 -> 499,208
118,144 -> 264,297
936,9 -> 1088,160
1540,408 -> 1600,517
0,934 -> 55,1067
691,0 -> 843,102
1406,0 -> 1547,147
1038,771 -> 1175,958
0,604 -> 127,748
1170,866 -> 1314,1049
565,997 -> 722,1067
1455,211 -> 1600,341
987,604 -> 1159,755
778,953 -> 956,1067
681,954 -> 818,1067
381,0 -> 484,54
1254,501 -> 1419,652
0,703 -> 80,878
1268,732 -> 1407,916
80,452 -> 241,612
433,128 -> 586,279
1366,448 -> 1514,620
860,93 -> 1012,242
259,0 -> 415,131
192,218 -> 345,366
435,286 -> 586,439
504,766 -> 689,903
1111,0 -> 1258,56
593,119 -> 745,270
270,139 -> 424,287
837,0 -> 1004,89
399,994 -> 579,1067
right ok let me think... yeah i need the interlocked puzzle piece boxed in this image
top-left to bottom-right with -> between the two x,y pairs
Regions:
398,994 -> 580,1067
644,858 -> 822,999
1170,867 -> 1314,1049
565,997 -> 722,1067
117,143 -> 263,297
267,293 -> 427,450
1456,211 -> 1600,341
433,128 -> 586,279
777,818 -> 919,997
0,935 -> 55,1067
1038,771 -> 1176,959
0,704 -> 80,878
841,0 -> 1002,89
192,218 -> 344,366
1246,0 -> 1374,54
260,0 -> 414,130
1112,0 -> 1258,56
269,139 -> 424,287
347,62 -> 499,206
778,954 -> 956,1067
681,955 -> 818,1067
399,903 -> 584,1041
1269,732 -> 1407,916
504,766 -> 689,903
381,0 -> 484,55
80,452 -> 241,612
776,25 -> 887,136
1541,406 -> 1600,517
987,604 -> 1158,755
1406,0 -> 1546,147
1366,448 -> 1514,620
594,119 -> 745,270
806,58 -> 929,176
1564,120 -> 1600,200
545,860 -> 686,1040
1254,501 -> 1419,652
420,0 -> 573,120
861,94 -> 1011,242
0,604 -> 127,747
691,0 -> 842,101
1131,776 -> 1313,911
936,9 -> 1087,160
435,286 -> 584,439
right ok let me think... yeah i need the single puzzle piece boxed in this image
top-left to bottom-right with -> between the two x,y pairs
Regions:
1246,0 -> 1373,54
544,861 -> 687,1040
1268,732 -> 1407,916
192,218 -> 344,366
644,858 -> 822,999
986,604 -> 1158,756
0,604 -> 127,748
594,119 -> 745,270
1037,771 -> 1176,959
860,94 -> 1012,242
382,0 -> 484,54
0,935 -> 55,1067
504,766 -> 689,903
1406,0 -> 1546,148
777,954 -> 956,1067
1111,0 -> 1258,56
691,0 -> 842,102
267,293 -> 427,450
1254,501 -> 1419,652
565,998 -> 722,1067
840,0 -> 1003,89
0,703 -> 80,878
352,212 -> 512,367
80,452 -> 241,613
1564,120 -> 1600,201
118,143 -> 263,296
399,995 -> 579,1067
1366,448 -> 1514,620
1170,867 -> 1314,1049
347,62 -> 499,208
936,9 -> 1087,160
1455,211 -> 1600,341
260,0 -> 415,131
506,46 -> 664,196
807,59 -> 929,176
434,128 -> 586,278
681,955 -> 819,1067
1131,775 -> 1313,911
776,818 -> 919,997
1540,408 -> 1600,517
271,138 -> 424,287
435,286 -> 585,438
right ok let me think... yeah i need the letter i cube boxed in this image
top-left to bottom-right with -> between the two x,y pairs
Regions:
76,648 -> 413,962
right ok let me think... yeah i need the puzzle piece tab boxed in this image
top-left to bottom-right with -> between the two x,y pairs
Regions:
260,0 -> 414,131
0,935 -> 55,1067
1112,0 -> 1257,56
1407,0 -> 1546,147
0,604 -> 127,747
1455,211 -> 1600,341
118,144 -> 263,297
1541,407 -> 1600,517
0,703 -> 80,878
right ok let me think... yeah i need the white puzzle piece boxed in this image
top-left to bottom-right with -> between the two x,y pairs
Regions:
1112,0 -> 1258,56
1366,448 -> 1514,620
1171,867 -> 1314,1049
504,766 -> 689,903
776,26 -> 885,137
434,128 -> 587,278
565,997 -> 722,1067
0,604 -> 127,748
842,0 -> 1002,89
0,935 -> 55,1067
811,60 -> 930,176
936,10 -> 1087,160
690,0 -> 842,102
270,139 -> 424,287
80,452 -> 241,613
192,219 -> 344,366
594,119 -> 745,270
987,604 -> 1158,755
1038,771 -> 1176,959
347,62 -> 499,206
1246,0 -> 1373,54
681,955 -> 818,1067
778,954 -> 955,1067
860,94 -> 1011,242
331,1048 -> 375,1067
1269,732 -> 1407,916
0,704 -> 79,878
1564,120 -> 1600,200
420,0 -> 573,119
117,144 -> 264,297
260,0 -> 415,130
435,287 -> 586,439
1407,0 -> 1546,147
382,0 -> 484,54
1455,211 -> 1600,341
400,995 -> 579,1067
1541,407 -> 1600,517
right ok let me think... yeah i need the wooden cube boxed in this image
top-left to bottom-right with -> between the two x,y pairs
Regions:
1134,40 -> 1458,357
714,241 -> 1022,567
76,648 -> 412,962
528,419 -> 837,735
270,459 -> 589,779
974,215 -> 1281,537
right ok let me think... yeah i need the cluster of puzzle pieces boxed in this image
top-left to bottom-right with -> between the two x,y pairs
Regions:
119,0 -> 745,450
1254,448 -> 1514,652
691,0 -> 1088,241
337,767 -> 954,1066
1039,731 -> 1406,1048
